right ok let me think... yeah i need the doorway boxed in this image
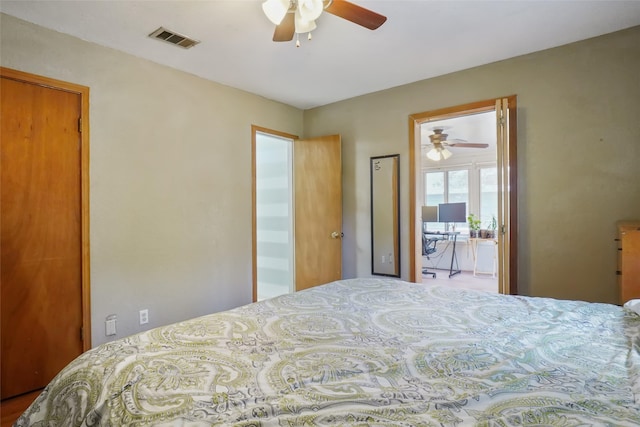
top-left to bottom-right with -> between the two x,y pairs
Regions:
421,111 -> 498,292
1,67 -> 91,400
408,97 -> 517,294
251,126 -> 343,301
253,130 -> 296,300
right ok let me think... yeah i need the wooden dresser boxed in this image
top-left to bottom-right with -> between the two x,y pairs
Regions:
617,221 -> 640,304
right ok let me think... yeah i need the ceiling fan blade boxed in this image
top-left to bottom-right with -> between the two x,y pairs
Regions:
448,142 -> 490,148
324,0 -> 387,30
273,13 -> 295,41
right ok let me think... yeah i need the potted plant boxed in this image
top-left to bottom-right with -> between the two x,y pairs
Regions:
486,215 -> 497,239
467,213 -> 481,238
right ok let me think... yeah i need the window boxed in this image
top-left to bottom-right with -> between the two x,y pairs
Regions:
479,167 -> 498,228
424,171 -> 444,206
424,164 -> 496,235
424,169 -> 468,233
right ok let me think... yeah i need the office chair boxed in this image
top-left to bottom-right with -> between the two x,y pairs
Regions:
422,233 -> 439,278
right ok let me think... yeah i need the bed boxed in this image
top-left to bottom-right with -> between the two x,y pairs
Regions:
16,278 -> 640,426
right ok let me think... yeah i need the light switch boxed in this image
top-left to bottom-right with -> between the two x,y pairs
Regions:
105,314 -> 117,336
139,309 -> 149,325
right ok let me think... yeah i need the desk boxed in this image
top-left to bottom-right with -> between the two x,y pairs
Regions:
469,238 -> 498,277
424,231 -> 461,278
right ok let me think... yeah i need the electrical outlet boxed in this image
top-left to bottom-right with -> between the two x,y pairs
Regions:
139,309 -> 149,325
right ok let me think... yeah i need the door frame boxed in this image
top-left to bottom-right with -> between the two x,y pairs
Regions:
408,97 -> 518,294
1,67 -> 92,348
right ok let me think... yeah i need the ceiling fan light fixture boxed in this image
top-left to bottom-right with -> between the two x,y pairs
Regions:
266,0 -> 386,44
426,148 -> 441,161
426,146 -> 453,161
262,0 -> 290,25
294,9 -> 317,33
297,0 -> 324,22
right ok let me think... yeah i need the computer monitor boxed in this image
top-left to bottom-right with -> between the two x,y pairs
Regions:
438,202 -> 466,223
421,206 -> 438,223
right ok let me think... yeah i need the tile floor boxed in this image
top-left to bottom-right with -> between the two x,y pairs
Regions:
422,269 -> 498,293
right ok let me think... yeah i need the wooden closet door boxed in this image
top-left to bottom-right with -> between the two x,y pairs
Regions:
1,76 -> 84,399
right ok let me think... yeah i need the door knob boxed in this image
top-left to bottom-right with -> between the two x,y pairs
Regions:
331,231 -> 343,239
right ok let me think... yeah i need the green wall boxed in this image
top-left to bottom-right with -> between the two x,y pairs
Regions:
304,26 -> 640,304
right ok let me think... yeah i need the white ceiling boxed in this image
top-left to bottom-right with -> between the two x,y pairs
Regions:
2,1 -> 639,110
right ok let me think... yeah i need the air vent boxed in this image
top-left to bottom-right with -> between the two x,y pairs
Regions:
149,27 -> 200,49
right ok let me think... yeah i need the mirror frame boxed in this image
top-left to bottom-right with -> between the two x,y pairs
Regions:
370,154 -> 401,277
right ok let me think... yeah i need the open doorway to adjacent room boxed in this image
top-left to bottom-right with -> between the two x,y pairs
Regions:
420,111 -> 499,292
408,97 -> 518,295
253,129 -> 296,301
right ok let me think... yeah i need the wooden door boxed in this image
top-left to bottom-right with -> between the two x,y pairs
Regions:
1,72 -> 87,399
621,229 -> 640,303
496,97 -> 518,295
294,135 -> 342,290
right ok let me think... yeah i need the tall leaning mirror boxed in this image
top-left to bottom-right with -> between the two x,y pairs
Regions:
371,154 -> 400,277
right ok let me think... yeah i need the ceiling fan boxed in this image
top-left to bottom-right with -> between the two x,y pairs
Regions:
263,0 -> 387,44
425,127 -> 489,161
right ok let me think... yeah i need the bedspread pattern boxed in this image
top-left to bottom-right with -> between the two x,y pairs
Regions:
17,278 -> 640,426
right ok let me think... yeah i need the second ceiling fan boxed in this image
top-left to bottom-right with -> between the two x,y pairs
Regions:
425,127 -> 490,161
263,0 -> 387,43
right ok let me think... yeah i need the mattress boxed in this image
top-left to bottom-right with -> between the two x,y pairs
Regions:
16,278 -> 640,426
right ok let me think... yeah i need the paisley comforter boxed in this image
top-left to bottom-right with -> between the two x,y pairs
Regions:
17,278 -> 640,426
